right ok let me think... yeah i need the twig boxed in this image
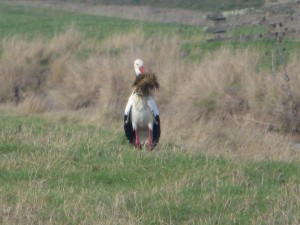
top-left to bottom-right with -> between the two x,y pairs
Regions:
238,116 -> 277,126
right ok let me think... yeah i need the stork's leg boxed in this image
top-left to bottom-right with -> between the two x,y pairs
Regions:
148,128 -> 153,150
134,129 -> 140,149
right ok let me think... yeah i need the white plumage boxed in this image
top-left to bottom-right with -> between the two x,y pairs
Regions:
131,94 -> 154,147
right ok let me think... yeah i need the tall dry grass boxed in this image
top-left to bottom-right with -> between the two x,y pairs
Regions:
1,27 -> 300,160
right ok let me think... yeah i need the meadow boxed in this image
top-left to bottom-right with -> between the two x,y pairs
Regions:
0,2 -> 300,224
16,0 -> 264,11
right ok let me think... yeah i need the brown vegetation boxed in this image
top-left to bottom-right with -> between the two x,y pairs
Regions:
0,27 -> 300,161
132,73 -> 159,96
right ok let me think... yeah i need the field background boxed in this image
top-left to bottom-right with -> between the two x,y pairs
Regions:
0,1 -> 300,224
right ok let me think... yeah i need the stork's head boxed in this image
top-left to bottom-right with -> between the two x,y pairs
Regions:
134,59 -> 145,76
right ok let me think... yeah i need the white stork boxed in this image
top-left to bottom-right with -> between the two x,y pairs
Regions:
124,59 -> 160,150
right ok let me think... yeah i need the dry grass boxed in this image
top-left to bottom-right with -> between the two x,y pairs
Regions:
132,73 -> 159,96
1,27 -> 300,161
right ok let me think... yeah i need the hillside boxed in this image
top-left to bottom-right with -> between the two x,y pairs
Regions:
7,0 -> 300,35
13,0 -> 265,11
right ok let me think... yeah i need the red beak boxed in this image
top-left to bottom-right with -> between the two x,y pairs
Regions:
139,66 -> 145,74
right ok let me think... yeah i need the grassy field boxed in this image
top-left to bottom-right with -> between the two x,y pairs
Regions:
0,112 -> 299,224
0,2 -> 300,224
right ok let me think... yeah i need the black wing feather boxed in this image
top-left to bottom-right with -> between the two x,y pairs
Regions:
152,115 -> 160,147
124,108 -> 134,144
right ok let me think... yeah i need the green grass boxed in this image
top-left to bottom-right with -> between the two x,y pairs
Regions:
41,0 -> 265,11
229,25 -> 267,37
0,3 -> 203,41
0,3 -> 139,40
0,112 -> 299,224
173,0 -> 264,11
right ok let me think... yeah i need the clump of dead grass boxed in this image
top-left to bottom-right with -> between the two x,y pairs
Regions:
0,27 -> 83,109
132,72 -> 159,96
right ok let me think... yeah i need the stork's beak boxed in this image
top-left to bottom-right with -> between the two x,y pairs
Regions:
139,66 -> 145,74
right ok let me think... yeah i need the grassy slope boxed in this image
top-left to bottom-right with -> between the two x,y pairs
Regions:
0,3 -> 203,39
0,3 -> 142,40
1,2 -> 299,63
0,2 -> 207,60
0,3 -> 299,224
29,0 -> 265,11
